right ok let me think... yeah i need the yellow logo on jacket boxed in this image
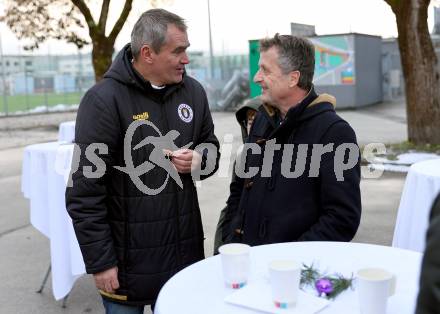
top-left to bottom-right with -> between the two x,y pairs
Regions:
133,112 -> 149,121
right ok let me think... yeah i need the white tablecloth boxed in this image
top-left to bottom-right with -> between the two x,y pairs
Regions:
392,158 -> 440,252
22,141 -> 85,300
155,242 -> 422,314
58,121 -> 75,143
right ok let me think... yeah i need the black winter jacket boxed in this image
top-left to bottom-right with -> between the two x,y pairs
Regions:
226,88 -> 361,246
416,193 -> 440,314
66,44 -> 220,305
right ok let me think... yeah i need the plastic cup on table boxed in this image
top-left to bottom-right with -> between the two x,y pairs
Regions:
357,267 -> 396,314
268,259 -> 301,309
218,243 -> 251,289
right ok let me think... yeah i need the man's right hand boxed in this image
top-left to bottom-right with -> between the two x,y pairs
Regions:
93,266 -> 119,294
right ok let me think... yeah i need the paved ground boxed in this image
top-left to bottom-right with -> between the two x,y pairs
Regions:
0,111 -> 76,150
0,99 -> 409,313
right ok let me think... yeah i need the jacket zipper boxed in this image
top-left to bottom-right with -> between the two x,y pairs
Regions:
160,101 -> 183,269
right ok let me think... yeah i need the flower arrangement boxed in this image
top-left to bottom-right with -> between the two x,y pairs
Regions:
300,264 -> 354,299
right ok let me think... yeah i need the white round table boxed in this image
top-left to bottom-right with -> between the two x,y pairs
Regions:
58,121 -> 76,143
22,141 -> 85,300
392,158 -> 440,252
155,242 -> 422,314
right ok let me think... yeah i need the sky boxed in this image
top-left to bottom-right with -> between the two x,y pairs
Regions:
0,0 -> 437,56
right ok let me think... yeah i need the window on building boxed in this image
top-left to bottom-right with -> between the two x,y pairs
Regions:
14,61 -> 19,66
25,60 -> 32,66
5,61 -> 9,66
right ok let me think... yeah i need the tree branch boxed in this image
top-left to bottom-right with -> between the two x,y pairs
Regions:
98,0 -> 111,33
108,0 -> 133,42
71,0 -> 96,31
384,0 -> 399,11
385,0 -> 403,15
2,0 -> 89,50
384,0 -> 396,6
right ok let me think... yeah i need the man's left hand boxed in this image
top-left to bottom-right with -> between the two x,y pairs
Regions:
171,149 -> 202,173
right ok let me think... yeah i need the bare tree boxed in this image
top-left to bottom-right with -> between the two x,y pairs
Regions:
385,0 -> 440,144
2,0 -> 134,81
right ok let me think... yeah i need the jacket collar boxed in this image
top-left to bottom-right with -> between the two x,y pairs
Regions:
267,87 -> 337,140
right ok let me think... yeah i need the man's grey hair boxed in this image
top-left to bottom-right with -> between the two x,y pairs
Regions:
260,34 -> 315,90
131,9 -> 187,59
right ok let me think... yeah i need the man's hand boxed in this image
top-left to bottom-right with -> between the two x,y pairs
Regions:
93,266 -> 119,294
171,149 -> 202,173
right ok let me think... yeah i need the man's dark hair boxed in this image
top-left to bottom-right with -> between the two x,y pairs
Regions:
131,9 -> 187,59
260,34 -> 315,90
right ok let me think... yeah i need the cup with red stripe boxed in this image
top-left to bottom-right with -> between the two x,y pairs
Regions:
269,260 -> 301,309
219,243 -> 250,290
274,301 -> 295,309
229,282 -> 247,289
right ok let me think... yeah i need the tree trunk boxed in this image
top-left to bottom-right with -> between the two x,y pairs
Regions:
72,0 -> 133,82
392,0 -> 440,144
92,37 -> 115,82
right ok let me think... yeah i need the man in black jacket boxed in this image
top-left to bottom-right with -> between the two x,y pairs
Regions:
213,96 -> 262,254
226,34 -> 361,246
66,9 -> 219,313
416,193 -> 440,314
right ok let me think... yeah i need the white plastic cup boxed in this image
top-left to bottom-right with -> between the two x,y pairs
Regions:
268,260 -> 301,309
218,243 -> 250,289
357,268 -> 396,314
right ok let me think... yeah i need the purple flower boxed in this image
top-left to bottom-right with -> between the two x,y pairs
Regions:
315,278 -> 333,295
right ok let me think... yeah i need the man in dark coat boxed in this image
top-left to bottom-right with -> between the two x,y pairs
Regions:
225,34 -> 361,246
213,96 -> 262,254
65,9 -> 219,313
416,193 -> 440,314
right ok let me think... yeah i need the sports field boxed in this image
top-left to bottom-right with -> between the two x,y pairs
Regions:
0,92 -> 83,114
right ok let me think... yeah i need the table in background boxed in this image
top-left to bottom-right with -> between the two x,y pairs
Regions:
392,158 -> 440,252
58,121 -> 75,143
21,141 -> 85,300
155,242 -> 422,314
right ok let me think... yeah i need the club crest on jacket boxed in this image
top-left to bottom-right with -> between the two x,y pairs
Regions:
178,103 -> 193,123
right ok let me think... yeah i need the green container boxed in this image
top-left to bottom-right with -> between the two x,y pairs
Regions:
249,39 -> 261,97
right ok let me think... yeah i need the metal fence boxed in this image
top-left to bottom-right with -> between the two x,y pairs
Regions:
0,53 -> 249,116
0,51 -> 95,116
187,54 -> 250,110
0,74 -> 94,116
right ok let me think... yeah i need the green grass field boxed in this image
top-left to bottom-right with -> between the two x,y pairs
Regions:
0,92 -> 84,114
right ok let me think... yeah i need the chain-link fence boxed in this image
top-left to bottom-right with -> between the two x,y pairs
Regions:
187,54 -> 250,110
0,52 -> 249,116
0,74 -> 94,116
0,52 -> 94,116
